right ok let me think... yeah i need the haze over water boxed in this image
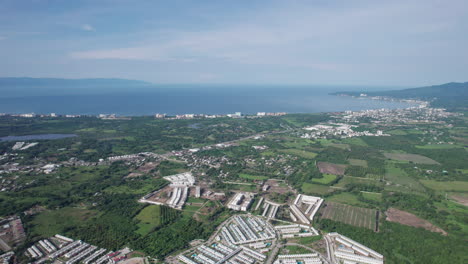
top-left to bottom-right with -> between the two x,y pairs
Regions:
0,85 -> 411,116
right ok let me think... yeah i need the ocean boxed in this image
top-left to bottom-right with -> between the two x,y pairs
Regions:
0,86 -> 411,116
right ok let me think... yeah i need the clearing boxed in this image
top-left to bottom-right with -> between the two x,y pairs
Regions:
385,208 -> 447,235
319,202 -> 378,231
317,162 -> 347,175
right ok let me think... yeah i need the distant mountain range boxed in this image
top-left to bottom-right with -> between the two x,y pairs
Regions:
333,82 -> 468,110
0,77 -> 154,98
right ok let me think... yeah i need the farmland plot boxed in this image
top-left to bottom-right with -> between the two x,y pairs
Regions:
319,202 -> 378,231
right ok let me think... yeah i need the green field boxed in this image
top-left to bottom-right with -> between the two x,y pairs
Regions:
416,144 -> 463,149
239,173 -> 269,181
320,202 -> 377,230
326,193 -> 368,207
312,174 -> 337,184
301,183 -> 332,195
384,162 -> 426,193
384,152 -> 440,165
334,176 -> 381,188
420,180 -> 468,192
361,192 -> 382,202
31,207 -> 98,237
348,159 -> 368,167
342,137 -> 368,146
134,205 -> 162,235
278,149 -> 317,159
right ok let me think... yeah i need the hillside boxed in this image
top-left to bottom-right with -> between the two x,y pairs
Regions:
334,82 -> 468,110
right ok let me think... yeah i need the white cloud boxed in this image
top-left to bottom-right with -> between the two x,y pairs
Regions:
81,24 -> 95,31
69,0 -> 468,74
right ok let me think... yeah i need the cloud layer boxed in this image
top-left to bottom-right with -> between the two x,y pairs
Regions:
1,0 -> 467,85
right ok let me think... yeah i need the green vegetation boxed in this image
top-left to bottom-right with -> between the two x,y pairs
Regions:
301,183 -> 332,195
312,174 -> 337,184
239,173 -> 269,181
420,180 -> 468,192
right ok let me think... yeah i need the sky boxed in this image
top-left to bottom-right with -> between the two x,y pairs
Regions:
0,0 -> 467,86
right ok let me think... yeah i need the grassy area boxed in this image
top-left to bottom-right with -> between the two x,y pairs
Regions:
239,173 -> 269,181
420,180 -> 468,192
361,192 -> 382,202
320,202 -> 377,230
281,245 -> 312,254
31,207 -> 98,237
326,193 -> 368,207
387,129 -> 408,135
318,139 -> 349,150
312,174 -> 337,185
348,159 -> 368,167
384,162 -> 426,193
278,149 -> 317,159
416,144 -> 463,149
333,176 -> 381,188
384,152 -> 440,165
342,137 -> 368,146
301,183 -> 332,195
134,205 -> 162,235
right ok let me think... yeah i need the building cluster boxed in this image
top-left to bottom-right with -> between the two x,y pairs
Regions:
326,233 -> 384,264
301,123 -> 388,139
220,216 -> 275,245
154,112 -> 287,120
0,251 -> 14,264
255,112 -> 287,117
334,105 -> 460,124
289,195 -> 324,225
140,172 -> 200,209
179,243 -> 266,264
256,199 -> 280,219
227,193 -> 255,211
0,215 -> 26,252
178,215 -> 275,264
25,234 -> 134,264
274,223 -> 319,239
11,142 -> 38,151
274,253 -> 323,264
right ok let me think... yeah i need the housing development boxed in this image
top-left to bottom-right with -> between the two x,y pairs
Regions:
0,89 -> 467,264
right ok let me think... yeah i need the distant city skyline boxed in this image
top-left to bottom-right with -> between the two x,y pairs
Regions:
1,0 -> 467,86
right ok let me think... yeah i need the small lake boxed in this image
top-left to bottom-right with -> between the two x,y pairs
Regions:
0,134 -> 77,141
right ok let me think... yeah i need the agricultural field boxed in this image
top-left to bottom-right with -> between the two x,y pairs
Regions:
239,173 -> 269,181
278,148 -> 317,159
30,207 -> 98,238
301,183 -> 333,195
361,192 -> 382,202
420,180 -> 468,192
384,162 -> 426,193
415,144 -> 463,149
311,174 -> 337,184
319,202 -> 378,231
134,205 -> 178,235
383,152 -> 440,165
317,161 -> 347,175
348,158 -> 368,167
385,208 -> 447,235
333,176 -> 381,188
326,193 -> 368,207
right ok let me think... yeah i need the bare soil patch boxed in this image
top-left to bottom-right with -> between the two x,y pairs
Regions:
317,162 -> 347,175
386,208 -> 447,235
451,195 -> 468,207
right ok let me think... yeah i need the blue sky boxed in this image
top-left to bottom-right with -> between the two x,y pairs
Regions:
1,0 -> 467,86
